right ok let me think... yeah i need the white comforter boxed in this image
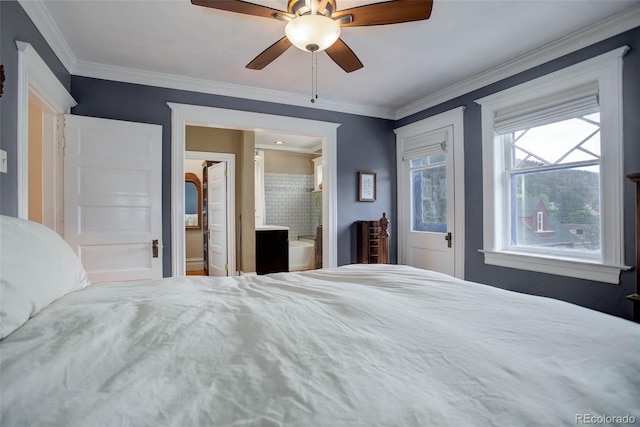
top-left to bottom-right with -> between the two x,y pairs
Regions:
1,265 -> 639,426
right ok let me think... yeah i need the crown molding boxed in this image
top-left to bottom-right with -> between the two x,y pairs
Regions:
16,41 -> 77,111
395,4 -> 640,120
18,0 -> 394,119
73,60 -> 396,119
19,0 -> 639,122
18,0 -> 77,73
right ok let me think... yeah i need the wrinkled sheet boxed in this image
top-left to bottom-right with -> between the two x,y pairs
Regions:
1,264 -> 639,426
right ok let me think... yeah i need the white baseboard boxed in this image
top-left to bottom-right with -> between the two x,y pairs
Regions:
186,258 -> 204,271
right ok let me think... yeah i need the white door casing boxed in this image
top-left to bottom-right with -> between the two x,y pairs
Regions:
16,41 -> 76,232
169,103 -> 340,276
207,162 -> 228,276
64,115 -> 163,283
395,107 -> 465,279
403,128 -> 455,275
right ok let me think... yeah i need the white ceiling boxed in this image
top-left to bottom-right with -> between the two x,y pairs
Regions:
21,0 -> 640,120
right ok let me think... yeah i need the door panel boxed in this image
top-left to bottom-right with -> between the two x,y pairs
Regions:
407,247 -> 450,272
64,115 -> 162,283
403,128 -> 455,276
207,162 -> 228,277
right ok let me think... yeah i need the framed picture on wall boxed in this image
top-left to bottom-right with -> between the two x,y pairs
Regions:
358,172 -> 376,202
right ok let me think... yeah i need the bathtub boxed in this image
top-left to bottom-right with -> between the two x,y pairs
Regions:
289,240 -> 315,271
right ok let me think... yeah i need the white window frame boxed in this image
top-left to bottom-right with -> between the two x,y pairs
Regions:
475,46 -> 630,284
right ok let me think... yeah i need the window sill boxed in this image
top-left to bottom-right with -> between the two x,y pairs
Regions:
479,250 -> 630,284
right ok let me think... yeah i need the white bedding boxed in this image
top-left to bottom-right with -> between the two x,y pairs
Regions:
1,264 -> 638,426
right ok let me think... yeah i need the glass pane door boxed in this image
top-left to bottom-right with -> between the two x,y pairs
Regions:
410,153 -> 447,233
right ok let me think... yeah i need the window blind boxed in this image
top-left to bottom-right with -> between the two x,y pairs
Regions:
494,84 -> 599,135
402,128 -> 448,161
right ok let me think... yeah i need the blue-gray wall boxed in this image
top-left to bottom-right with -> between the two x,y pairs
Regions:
1,0 -> 638,319
396,27 -> 640,320
70,77 -> 397,273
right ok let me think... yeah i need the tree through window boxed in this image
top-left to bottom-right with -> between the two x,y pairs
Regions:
504,112 -> 601,254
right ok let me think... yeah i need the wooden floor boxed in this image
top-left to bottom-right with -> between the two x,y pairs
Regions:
186,270 -> 206,276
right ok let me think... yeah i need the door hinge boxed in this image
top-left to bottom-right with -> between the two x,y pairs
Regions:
224,263 -> 228,271
57,115 -> 66,156
445,232 -> 452,248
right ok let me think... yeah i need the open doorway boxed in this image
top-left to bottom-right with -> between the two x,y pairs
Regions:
183,148 -> 236,277
169,103 -> 339,277
27,90 -> 64,233
184,157 -> 206,276
16,41 -> 76,234
256,132 -> 323,272
183,126 -> 321,276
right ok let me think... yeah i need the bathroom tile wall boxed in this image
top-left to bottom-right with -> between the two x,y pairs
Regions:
265,173 -> 314,239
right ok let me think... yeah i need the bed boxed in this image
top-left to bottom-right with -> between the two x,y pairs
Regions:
1,215 -> 639,426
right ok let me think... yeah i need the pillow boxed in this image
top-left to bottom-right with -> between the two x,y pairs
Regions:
0,215 -> 90,339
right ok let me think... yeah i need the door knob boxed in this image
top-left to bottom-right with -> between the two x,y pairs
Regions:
444,232 -> 452,248
152,239 -> 159,258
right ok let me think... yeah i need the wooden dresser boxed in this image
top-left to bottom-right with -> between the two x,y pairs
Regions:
356,213 -> 390,264
356,220 -> 381,264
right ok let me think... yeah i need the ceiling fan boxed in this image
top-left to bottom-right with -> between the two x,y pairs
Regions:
191,0 -> 433,73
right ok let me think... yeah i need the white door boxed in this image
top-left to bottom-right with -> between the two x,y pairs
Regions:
64,115 -> 163,283
207,162 -> 228,276
402,127 -> 456,276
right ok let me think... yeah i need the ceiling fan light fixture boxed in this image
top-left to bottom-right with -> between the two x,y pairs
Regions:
285,15 -> 341,52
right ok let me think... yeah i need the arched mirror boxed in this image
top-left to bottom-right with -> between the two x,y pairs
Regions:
185,173 -> 202,229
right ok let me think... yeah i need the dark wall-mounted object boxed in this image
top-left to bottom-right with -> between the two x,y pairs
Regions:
1,65 -> 5,97
626,172 -> 640,323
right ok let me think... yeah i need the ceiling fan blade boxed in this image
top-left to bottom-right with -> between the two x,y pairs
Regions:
325,38 -> 363,73
191,0 -> 288,19
333,0 -> 433,27
246,36 -> 293,70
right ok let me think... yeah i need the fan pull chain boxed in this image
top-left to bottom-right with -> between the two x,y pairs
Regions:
310,50 -> 318,103
310,50 -> 314,103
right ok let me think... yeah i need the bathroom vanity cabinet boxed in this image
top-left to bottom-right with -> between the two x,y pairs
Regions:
256,226 -> 289,275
